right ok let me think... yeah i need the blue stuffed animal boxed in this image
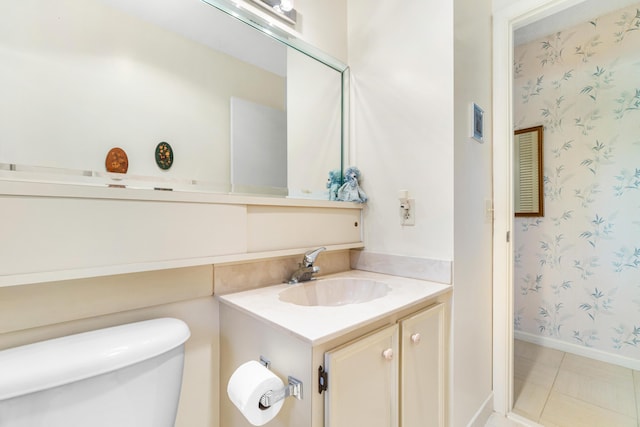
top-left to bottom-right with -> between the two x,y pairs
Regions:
337,166 -> 368,203
326,169 -> 342,201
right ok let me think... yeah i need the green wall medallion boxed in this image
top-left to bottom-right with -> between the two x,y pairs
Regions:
155,142 -> 173,170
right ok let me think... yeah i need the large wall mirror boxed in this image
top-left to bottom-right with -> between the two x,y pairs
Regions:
0,0 -> 347,200
514,125 -> 544,217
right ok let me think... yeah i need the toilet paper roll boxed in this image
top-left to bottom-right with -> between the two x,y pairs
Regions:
227,360 -> 285,426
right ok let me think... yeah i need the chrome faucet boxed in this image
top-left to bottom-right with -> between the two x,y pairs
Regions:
288,247 -> 326,284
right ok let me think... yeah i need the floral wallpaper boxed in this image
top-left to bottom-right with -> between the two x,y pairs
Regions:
514,4 -> 640,360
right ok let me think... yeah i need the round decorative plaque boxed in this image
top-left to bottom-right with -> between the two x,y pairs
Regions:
105,147 -> 128,173
155,142 -> 173,170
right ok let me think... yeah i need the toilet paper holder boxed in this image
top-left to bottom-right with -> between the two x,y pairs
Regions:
258,356 -> 303,409
258,376 -> 302,409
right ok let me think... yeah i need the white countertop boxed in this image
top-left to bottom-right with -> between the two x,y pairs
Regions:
217,270 -> 451,345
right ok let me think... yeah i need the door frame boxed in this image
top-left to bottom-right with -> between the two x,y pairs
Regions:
491,0 -> 589,416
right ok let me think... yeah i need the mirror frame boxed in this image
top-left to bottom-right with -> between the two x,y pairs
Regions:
514,125 -> 544,217
201,0 -> 351,183
201,0 -> 348,72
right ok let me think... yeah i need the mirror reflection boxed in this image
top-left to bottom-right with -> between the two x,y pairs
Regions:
0,0 -> 345,199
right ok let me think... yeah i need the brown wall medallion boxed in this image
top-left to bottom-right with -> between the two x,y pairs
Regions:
105,147 -> 128,173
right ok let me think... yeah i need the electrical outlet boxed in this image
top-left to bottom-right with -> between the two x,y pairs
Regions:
401,198 -> 415,226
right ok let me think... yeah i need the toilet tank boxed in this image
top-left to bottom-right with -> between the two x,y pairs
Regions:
0,318 -> 190,427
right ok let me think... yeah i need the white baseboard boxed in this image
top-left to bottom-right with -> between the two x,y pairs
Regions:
485,412 -> 544,427
467,393 -> 494,427
506,411 -> 545,427
515,330 -> 640,371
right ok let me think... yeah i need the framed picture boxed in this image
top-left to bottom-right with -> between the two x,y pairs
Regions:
470,103 -> 484,142
514,125 -> 544,217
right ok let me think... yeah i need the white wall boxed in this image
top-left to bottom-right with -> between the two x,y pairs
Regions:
348,0 -> 495,425
453,0 -> 495,425
296,0 -> 348,63
347,0 -> 454,261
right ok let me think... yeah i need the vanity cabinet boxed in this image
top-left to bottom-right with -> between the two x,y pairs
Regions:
323,303 -> 445,427
399,303 -> 445,427
324,324 -> 399,427
218,271 -> 451,427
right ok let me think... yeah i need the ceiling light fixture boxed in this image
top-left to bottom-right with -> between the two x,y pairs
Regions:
249,0 -> 297,25
278,0 -> 294,12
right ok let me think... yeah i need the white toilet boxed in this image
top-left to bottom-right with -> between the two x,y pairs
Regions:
0,318 -> 190,427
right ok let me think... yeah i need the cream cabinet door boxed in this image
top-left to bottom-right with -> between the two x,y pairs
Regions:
324,324 -> 399,427
400,303 -> 445,427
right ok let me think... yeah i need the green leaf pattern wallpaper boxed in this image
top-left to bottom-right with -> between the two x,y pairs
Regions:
514,4 -> 640,358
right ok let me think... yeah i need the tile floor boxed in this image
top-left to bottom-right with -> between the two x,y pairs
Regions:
512,339 -> 640,426
485,412 -> 532,427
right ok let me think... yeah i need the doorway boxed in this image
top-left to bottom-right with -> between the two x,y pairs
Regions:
492,0 -> 640,420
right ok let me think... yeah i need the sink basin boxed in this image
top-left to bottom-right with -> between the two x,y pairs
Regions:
279,277 -> 391,307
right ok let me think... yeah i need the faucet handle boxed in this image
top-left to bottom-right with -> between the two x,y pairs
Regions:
303,247 -> 326,266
